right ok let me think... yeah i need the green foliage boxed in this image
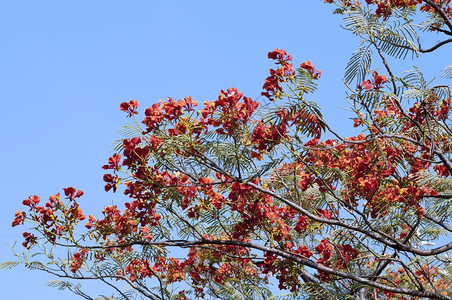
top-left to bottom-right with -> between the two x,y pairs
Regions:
0,261 -> 20,270
345,44 -> 373,85
342,5 -> 418,85
440,65 -> 452,79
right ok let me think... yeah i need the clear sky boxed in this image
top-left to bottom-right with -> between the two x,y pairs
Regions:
0,1 -> 450,299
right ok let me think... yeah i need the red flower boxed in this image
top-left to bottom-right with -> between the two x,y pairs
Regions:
12,210 -> 25,227
316,239 -> 333,260
300,60 -> 321,79
143,103 -> 163,132
362,71 -> 387,90
340,244 -> 359,264
162,97 -> 185,120
85,215 -> 96,229
295,245 -> 313,258
268,48 -> 292,62
22,231 -> 37,249
148,135 -> 163,150
63,187 -> 76,197
317,209 -> 333,220
119,99 -> 139,117
63,187 -> 84,199
22,195 -> 40,207
120,99 -> 139,117
294,215 -> 308,233
434,164 -> 450,177
70,249 -> 88,273
373,71 -> 387,86
362,80 -> 373,90
103,174 -> 119,192
262,49 -> 296,100
102,153 -> 122,171
297,173 -> 312,191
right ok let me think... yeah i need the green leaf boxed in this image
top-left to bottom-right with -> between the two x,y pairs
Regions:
440,65 -> 452,79
345,44 -> 373,85
0,261 -> 21,270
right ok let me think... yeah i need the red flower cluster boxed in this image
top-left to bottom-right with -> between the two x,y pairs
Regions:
300,60 -> 321,79
103,173 -> 119,192
268,48 -> 293,62
336,244 -> 359,269
315,239 -> 334,282
294,215 -> 308,233
201,88 -> 259,135
102,153 -> 121,170
120,99 -> 139,117
362,71 -> 387,90
70,249 -> 88,273
325,0 -> 452,21
142,103 -> 164,132
22,231 -> 37,249
12,210 -> 25,227
262,48 -> 295,101
14,189 -> 86,248
250,121 -> 288,160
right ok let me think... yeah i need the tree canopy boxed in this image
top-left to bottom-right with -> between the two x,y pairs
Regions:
6,1 -> 452,299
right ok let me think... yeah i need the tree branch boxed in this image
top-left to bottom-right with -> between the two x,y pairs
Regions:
80,239 -> 451,300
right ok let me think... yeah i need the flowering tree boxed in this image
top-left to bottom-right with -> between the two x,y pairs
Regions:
6,1 -> 452,299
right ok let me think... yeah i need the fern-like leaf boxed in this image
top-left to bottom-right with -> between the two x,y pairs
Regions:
345,44 -> 373,84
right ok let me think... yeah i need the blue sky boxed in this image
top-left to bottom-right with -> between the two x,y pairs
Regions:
0,1 -> 450,299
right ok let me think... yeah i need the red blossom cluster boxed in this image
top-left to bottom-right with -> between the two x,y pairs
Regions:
250,121 -> 288,160
419,0 -> 452,21
379,263 -> 450,298
201,88 -> 259,135
302,132 -> 440,219
70,249 -> 88,273
262,49 -> 322,101
300,60 -> 321,79
120,99 -> 139,117
407,96 -> 451,125
362,71 -> 387,90
325,0 -> 452,20
262,48 -> 295,101
294,215 -> 308,233
364,86 -> 452,180
314,240 -> 359,282
120,256 -> 186,283
180,235 -> 260,296
13,189 -> 86,248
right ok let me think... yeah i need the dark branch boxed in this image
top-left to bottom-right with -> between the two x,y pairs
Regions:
422,0 -> 452,33
420,38 -> 452,53
79,239 -> 452,300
